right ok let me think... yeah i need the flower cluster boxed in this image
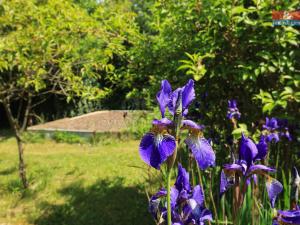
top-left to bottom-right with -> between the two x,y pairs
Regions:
262,117 -> 292,143
220,134 -> 283,207
222,100 -> 286,210
139,79 -> 215,170
149,164 -> 213,225
227,99 -> 241,120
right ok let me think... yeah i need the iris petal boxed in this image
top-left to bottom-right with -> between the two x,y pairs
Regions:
199,209 -> 213,222
171,187 -> 179,208
139,132 -> 176,169
168,88 -> 181,115
149,188 -> 167,219
220,170 -> 234,197
156,80 -> 172,118
185,137 -> 216,170
239,134 -> 258,166
168,80 -> 195,117
175,163 -> 191,192
223,163 -> 245,174
255,135 -> 268,161
192,185 -> 205,206
152,118 -> 173,127
266,178 -> 283,208
276,209 -> 300,224
266,133 -> 280,143
182,120 -> 205,131
247,164 -> 276,176
182,79 -> 195,112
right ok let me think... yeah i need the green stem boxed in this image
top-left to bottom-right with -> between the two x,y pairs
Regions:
209,171 -> 219,225
197,165 -> 207,207
167,169 -> 172,225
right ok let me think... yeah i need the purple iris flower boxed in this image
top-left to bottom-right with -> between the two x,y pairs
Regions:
182,120 -> 216,170
156,79 -> 195,117
263,117 -> 280,143
263,117 -> 293,142
278,118 -> 292,141
220,134 -> 282,207
139,118 -> 176,169
227,99 -> 241,120
273,207 -> 300,225
168,79 -> 195,117
149,165 -> 213,225
264,117 -> 279,130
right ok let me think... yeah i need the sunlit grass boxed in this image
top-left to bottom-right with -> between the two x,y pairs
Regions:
0,138 -> 152,225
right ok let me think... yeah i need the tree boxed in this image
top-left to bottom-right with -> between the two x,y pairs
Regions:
0,0 -> 133,188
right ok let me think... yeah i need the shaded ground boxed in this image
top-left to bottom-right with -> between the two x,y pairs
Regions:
28,110 -> 147,133
0,138 -> 153,225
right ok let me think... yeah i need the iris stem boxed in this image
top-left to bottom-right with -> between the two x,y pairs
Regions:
166,169 -> 172,225
209,170 -> 219,225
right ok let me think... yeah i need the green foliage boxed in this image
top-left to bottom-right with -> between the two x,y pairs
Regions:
52,131 -> 85,144
126,109 -> 161,139
22,132 -> 46,143
178,52 -> 215,81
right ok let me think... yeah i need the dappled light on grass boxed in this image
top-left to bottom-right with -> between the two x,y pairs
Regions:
34,178 -> 151,225
0,138 -> 151,225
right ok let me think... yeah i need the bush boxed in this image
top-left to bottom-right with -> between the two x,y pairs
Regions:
52,132 -> 85,144
22,132 -> 46,144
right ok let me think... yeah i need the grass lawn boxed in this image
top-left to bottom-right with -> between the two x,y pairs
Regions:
0,137 -> 153,225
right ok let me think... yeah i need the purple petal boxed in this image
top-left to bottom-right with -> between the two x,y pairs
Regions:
199,209 -> 213,222
239,134 -> 258,166
255,135 -> 268,161
178,189 -> 189,202
149,188 -> 167,219
266,133 -> 280,143
228,99 -> 237,108
277,209 -> 300,224
150,188 -> 167,200
266,178 -> 283,208
247,164 -> 276,176
264,117 -> 279,130
220,170 -> 234,196
170,187 -> 179,208
223,163 -> 245,173
182,120 -> 205,131
280,130 -> 292,141
185,137 -> 216,170
152,118 -> 173,127
168,88 -> 181,115
139,133 -> 176,169
156,80 -> 172,118
227,99 -> 241,119
182,79 -> 195,111
175,164 -> 191,191
192,185 -> 205,206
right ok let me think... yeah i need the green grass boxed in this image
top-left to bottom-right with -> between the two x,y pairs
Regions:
0,137 -> 153,225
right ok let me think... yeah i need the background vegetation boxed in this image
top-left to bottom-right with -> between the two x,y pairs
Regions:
0,0 -> 299,224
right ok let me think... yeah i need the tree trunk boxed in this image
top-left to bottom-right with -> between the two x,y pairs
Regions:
15,131 -> 28,188
2,99 -> 28,188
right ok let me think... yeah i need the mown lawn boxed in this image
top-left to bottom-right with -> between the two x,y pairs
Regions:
0,137 -> 153,225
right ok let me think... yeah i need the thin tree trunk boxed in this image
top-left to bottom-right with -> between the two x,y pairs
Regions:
21,96 -> 31,132
2,99 -> 28,188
